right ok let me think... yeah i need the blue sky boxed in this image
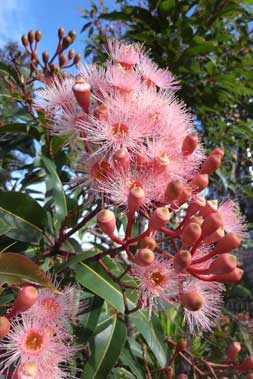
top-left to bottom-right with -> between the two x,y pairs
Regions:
0,0 -> 116,57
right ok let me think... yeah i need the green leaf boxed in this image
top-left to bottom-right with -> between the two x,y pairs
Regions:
0,191 -> 48,244
82,315 -> 127,379
0,252 -> 57,291
81,296 -> 104,343
185,42 -> 215,56
159,0 -> 176,13
41,156 -> 67,227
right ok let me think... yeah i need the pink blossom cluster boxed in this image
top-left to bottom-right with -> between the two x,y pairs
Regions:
0,286 -> 82,379
36,39 -> 247,333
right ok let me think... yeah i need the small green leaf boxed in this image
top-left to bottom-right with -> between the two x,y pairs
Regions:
82,315 -> 127,379
0,253 -> 56,291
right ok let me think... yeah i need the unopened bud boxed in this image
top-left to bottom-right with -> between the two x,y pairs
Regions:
113,149 -> 130,171
181,223 -> 202,247
173,250 -> 192,272
68,48 -> 75,59
201,212 -> 223,238
187,194 -> 206,217
200,154 -> 222,175
210,147 -> 224,159
62,35 -> 72,49
212,233 -> 241,254
21,34 -> 28,47
28,30 -> 35,44
97,210 -> 116,237
42,51 -> 49,63
0,316 -> 10,339
176,338 -> 187,351
128,186 -> 145,213
182,133 -> 198,155
140,236 -> 157,251
164,180 -> 183,203
59,54 -> 67,67
74,53 -> 81,64
135,248 -> 155,266
14,286 -> 38,313
73,78 -> 91,113
31,51 -> 38,61
181,290 -> 204,311
237,356 -> 253,372
225,341 -> 241,363
188,216 -> 203,226
203,226 -> 224,244
199,199 -> 218,217
149,207 -> 170,231
154,152 -> 169,172
177,186 -> 192,206
208,254 -> 237,275
94,103 -> 108,120
190,174 -> 209,193
68,30 -> 77,40
58,27 -> 65,39
35,30 -> 42,42
134,154 -> 149,172
165,366 -> 174,378
210,268 -> 243,284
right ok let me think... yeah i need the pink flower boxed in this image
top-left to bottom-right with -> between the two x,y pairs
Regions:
78,63 -> 110,95
35,76 -> 75,111
131,256 -> 177,315
218,200 -> 248,238
49,108 -> 87,140
139,55 -> 179,90
105,64 -> 141,94
181,280 -> 224,334
107,39 -> 143,68
0,315 -> 77,378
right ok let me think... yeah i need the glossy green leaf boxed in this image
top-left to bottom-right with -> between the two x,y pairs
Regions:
82,315 -> 127,379
81,296 -> 104,343
41,156 -> 67,226
0,191 -> 48,244
0,252 -> 56,291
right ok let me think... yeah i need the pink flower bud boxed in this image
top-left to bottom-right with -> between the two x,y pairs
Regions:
200,154 -> 222,175
0,316 -> 10,339
208,254 -> 237,274
181,223 -> 202,247
135,248 -> 155,266
225,341 -> 241,363
245,374 -> 253,379
212,232 -> 241,254
149,207 -> 170,231
97,209 -> 116,236
134,153 -> 149,172
72,78 -> 91,113
210,268 -> 243,284
113,149 -> 130,171
173,250 -> 192,272
153,152 -> 170,173
237,356 -> 253,372
128,186 -> 145,213
210,147 -> 224,159
182,133 -> 198,155
188,216 -> 203,226
14,286 -> 38,313
165,366 -> 174,378
176,339 -> 188,351
199,199 -> 218,217
190,174 -> 209,192
203,226 -> 224,244
181,290 -> 204,311
93,103 -> 108,120
164,179 -> 184,203
201,212 -> 223,239
139,236 -> 157,251
176,186 -> 192,207
187,194 -> 206,217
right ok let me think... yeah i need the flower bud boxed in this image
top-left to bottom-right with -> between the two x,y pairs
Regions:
203,226 -> 224,244
187,194 -> 206,217
68,48 -> 75,59
182,133 -> 198,155
42,51 -> 49,64
0,316 -> 10,339
68,29 -> 76,41
17,361 -> 38,379
245,374 -> 253,379
135,248 -> 155,266
154,152 -> 170,172
21,34 -> 28,47
210,147 -> 224,159
72,78 -> 91,113
28,30 -> 35,44
14,286 -> 38,313
59,54 -> 67,67
139,236 -> 157,251
113,149 -> 130,172
208,254 -> 237,275
181,290 -> 204,311
210,268 -> 243,284
201,212 -> 223,239
149,207 -> 170,231
177,186 -> 192,206
165,366 -> 174,378
225,341 -> 241,363
173,250 -> 192,272
35,30 -> 42,42
212,233 -> 241,254
176,338 -> 187,351
74,53 -> 81,64
62,35 -> 72,49
58,27 -> 65,39
94,104 -> 108,120
181,223 -> 202,247
237,356 -> 253,372
190,174 -> 209,192
200,154 -> 222,175
97,210 -> 116,237
199,199 -> 218,217
164,180 -> 183,203
188,216 -> 203,226
128,186 -> 145,213
134,154 -> 149,172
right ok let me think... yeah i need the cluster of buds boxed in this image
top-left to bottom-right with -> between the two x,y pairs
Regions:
21,28 -> 80,79
0,285 -> 82,378
35,38 -> 247,334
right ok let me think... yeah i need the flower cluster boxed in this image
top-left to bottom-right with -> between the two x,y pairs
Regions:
36,39 -> 247,334
0,285 -> 82,379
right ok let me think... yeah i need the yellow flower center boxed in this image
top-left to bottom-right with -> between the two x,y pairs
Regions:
151,271 -> 165,286
25,331 -> 44,352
